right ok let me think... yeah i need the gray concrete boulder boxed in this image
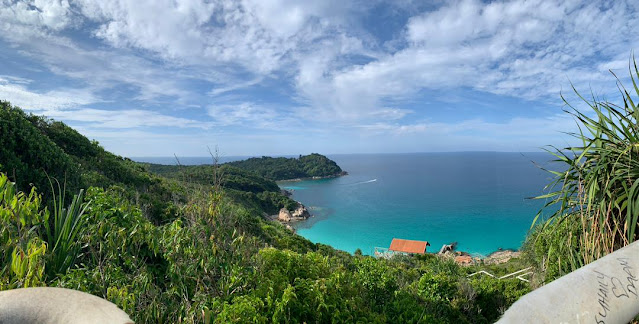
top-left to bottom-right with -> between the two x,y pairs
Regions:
497,241 -> 639,323
0,287 -> 133,324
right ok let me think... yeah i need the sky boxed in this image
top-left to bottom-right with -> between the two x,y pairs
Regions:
1,0 -> 638,157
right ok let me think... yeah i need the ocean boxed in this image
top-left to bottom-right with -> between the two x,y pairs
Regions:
279,152 -> 555,256
134,152 -> 556,256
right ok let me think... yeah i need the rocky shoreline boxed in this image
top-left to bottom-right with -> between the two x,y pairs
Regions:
277,204 -> 311,222
266,202 -> 312,233
266,204 -> 523,264
270,172 -> 348,232
438,247 -> 522,266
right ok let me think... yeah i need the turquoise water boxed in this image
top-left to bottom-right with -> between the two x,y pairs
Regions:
279,152 -> 555,256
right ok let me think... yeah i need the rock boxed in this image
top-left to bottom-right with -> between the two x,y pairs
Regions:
0,287 -> 133,324
455,255 -> 474,266
438,242 -> 457,254
278,208 -> 293,222
291,204 -> 310,219
277,204 -> 311,223
484,250 -> 521,265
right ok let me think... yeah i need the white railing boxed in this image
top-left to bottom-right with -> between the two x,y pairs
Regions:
467,267 -> 533,282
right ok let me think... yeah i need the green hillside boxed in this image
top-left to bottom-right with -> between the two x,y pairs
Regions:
0,101 -> 530,323
0,101 -> 178,224
143,153 -> 345,214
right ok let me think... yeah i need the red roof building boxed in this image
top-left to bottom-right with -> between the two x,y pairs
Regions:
388,238 -> 430,254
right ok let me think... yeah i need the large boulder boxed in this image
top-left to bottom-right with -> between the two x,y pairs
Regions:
291,204 -> 310,220
278,208 -> 292,222
484,250 -> 521,265
278,204 -> 311,222
454,255 -> 474,266
0,287 -> 133,324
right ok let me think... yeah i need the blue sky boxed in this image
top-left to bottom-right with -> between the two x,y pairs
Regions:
1,0 -> 638,157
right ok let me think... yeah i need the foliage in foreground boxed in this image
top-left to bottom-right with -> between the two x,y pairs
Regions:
526,58 -> 639,282
0,172 -> 529,323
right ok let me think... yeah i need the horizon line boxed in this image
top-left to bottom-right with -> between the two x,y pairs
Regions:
129,151 -> 551,159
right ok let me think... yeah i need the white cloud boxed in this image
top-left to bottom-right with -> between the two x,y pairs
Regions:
0,0 -> 74,31
208,77 -> 264,97
0,0 -> 637,157
357,113 -> 576,138
40,107 -> 213,129
0,0 -> 371,113
298,0 -> 639,121
0,75 -> 32,85
77,0 -> 215,59
241,0 -> 351,38
3,0 -> 636,117
357,122 -> 428,135
208,102 -> 293,128
368,108 -> 412,120
348,113 -> 579,153
0,78 -> 97,109
71,0 -> 361,75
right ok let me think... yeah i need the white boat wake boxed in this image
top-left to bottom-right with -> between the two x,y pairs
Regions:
349,179 -> 377,185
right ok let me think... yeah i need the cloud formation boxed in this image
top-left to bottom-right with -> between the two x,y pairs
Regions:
0,0 -> 636,155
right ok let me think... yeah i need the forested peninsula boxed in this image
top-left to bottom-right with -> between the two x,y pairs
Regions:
148,154 -> 345,181
144,154 -> 344,215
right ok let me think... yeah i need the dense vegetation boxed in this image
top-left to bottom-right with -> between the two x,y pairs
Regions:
145,163 -> 298,215
525,59 -> 639,282
144,152 -> 344,214
146,153 -> 344,182
0,101 -> 179,224
225,154 -> 345,180
0,101 -> 529,323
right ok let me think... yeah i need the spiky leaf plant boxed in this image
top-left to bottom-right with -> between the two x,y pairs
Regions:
531,57 -> 639,278
44,179 -> 90,277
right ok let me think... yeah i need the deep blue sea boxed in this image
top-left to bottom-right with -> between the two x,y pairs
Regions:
134,152 -> 556,256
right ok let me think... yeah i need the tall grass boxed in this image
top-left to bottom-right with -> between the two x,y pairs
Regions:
531,57 -> 639,276
45,179 -> 90,276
